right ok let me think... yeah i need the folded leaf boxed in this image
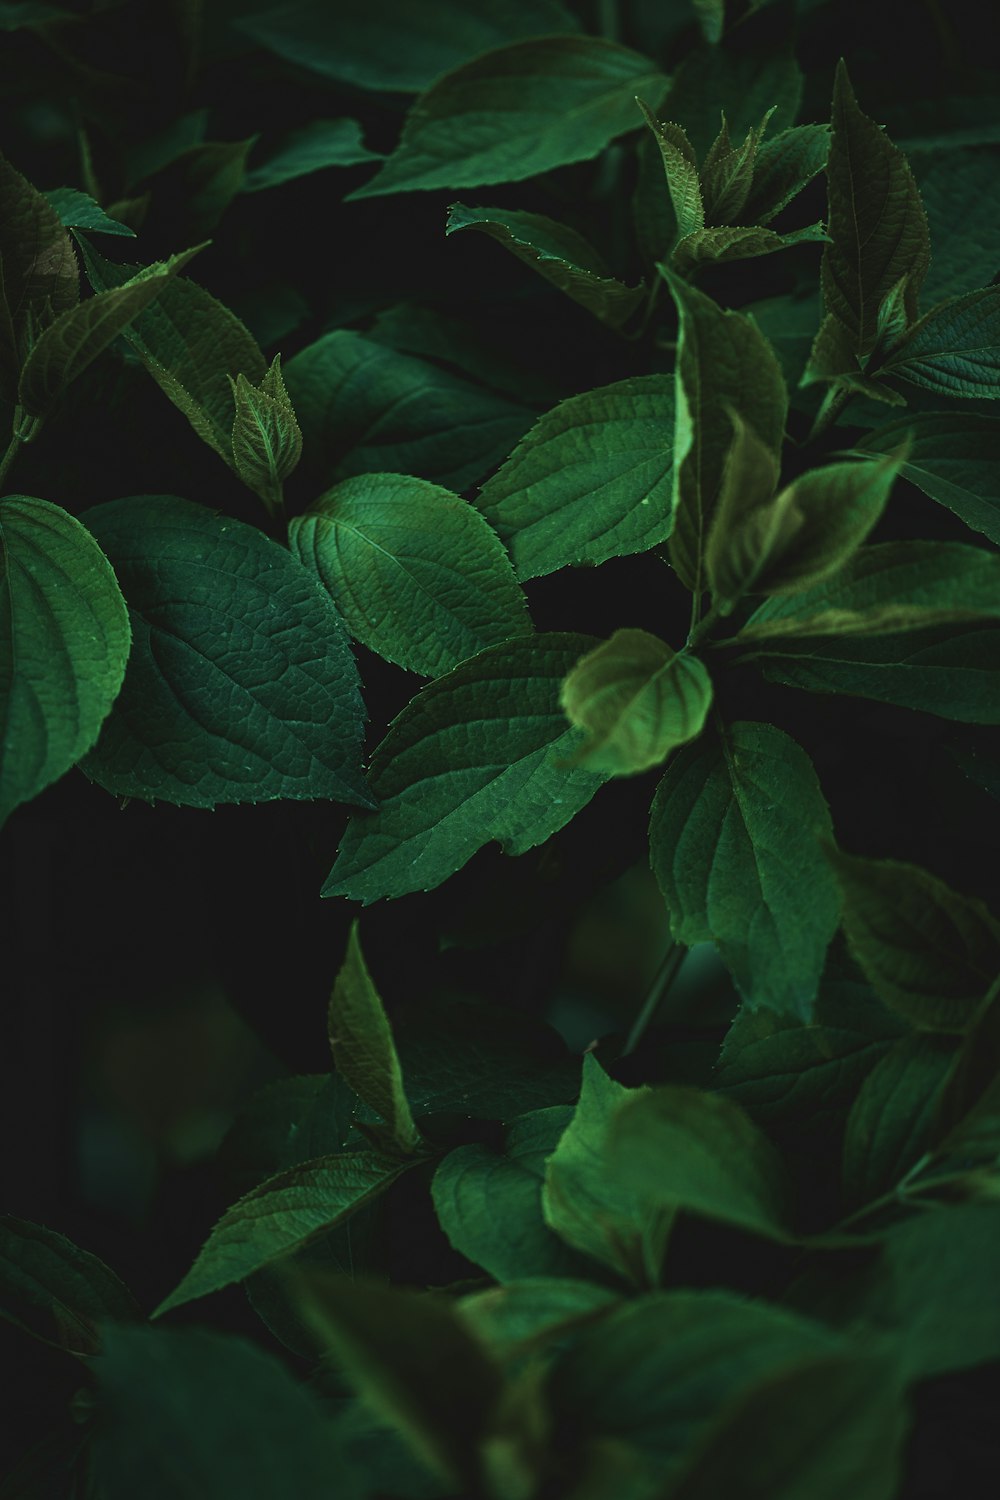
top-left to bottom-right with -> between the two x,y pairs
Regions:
880,286 -> 1000,399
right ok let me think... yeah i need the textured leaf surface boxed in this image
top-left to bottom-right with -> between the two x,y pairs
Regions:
323,635 -> 607,903
477,375 -> 675,579
0,495 -> 130,828
881,287 -> 1000,399
44,185 -> 135,236
289,473 -> 529,677
672,221 -> 826,273
79,495 -> 370,809
0,1216 -> 139,1354
741,124 -> 830,225
914,149 -> 1000,304
649,721 -> 838,1016
841,1035 -> 955,1209
242,119 -> 382,191
858,414 -> 1000,544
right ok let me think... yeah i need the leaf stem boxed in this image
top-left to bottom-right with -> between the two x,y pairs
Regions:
0,411 -> 42,495
622,941 -> 687,1056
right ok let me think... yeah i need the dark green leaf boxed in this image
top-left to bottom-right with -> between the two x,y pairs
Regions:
858,414 -> 1000,545
0,151 -> 79,403
914,148 -> 1000,305
459,1279 -> 620,1355
662,43 -> 802,159
672,221 -> 826,273
649,720 -> 839,1017
741,123 -> 830,225
476,375 -> 675,580
841,1035 -> 956,1210
79,495 -> 370,810
218,1076 -> 362,1197
288,473 -> 530,677
880,286 -> 1000,399
446,204 -> 644,329
229,354 -> 303,513
635,102 -> 704,242
348,37 -> 667,198
0,1216 -> 139,1354
242,120 -> 382,192
135,139 -> 255,238
323,635 -> 608,903
700,108 -> 774,225
44,186 -> 135,237
692,0 -> 725,43
0,495 -> 130,828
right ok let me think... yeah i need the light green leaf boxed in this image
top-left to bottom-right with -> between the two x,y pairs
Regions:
154,1152 -> 409,1315
649,720 -> 839,1016
242,119 -> 382,191
635,101 -> 704,242
0,1216 -> 139,1355
446,203 -> 644,329
323,634 -> 608,903
559,628 -> 713,776
229,354 -> 303,514
821,61 -> 929,357
661,43 -> 802,158
79,495 -> 371,810
841,1035 -> 956,1211
17,243 -> 204,418
283,330 -> 532,493
288,473 -> 530,678
0,495 -> 130,828
741,123 -> 830,225
827,848 -> 1000,1033
857,413 -> 1000,545
44,186 -> 135,237
704,410 -> 785,606
0,150 -> 79,402
329,924 -> 422,1156
914,148 -> 1000,305
476,375 -> 675,580
664,272 -> 787,596
236,0 -> 580,93
672,221 -> 826,273
879,286 -> 1000,399
347,37 -> 667,198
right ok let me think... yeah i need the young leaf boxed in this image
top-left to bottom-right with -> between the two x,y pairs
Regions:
700,109 -> 774,226
44,185 -> 135,237
476,375 -> 675,579
821,61 -> 929,357
635,101 -> 704,242
154,1152 -> 410,1315
858,413 -> 1000,545
329,923 -> 421,1156
672,221 -> 826,273
0,1216 -> 140,1355
826,849 -> 1000,1033
664,272 -> 788,595
559,628 -> 713,776
841,1035 -> 956,1211
229,354 -> 303,514
348,37 -> 667,197
241,119 -> 383,191
740,123 -> 830,226
649,720 -> 839,1017
704,410 -> 786,606
878,286 -> 1000,399
0,151 -> 79,402
322,635 -> 608,903
0,495 -> 130,829
445,204 -> 644,329
79,495 -> 371,810
290,473 -> 530,677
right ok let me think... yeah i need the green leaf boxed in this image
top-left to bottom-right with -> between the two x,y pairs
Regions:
459,1278 -> 620,1355
635,102 -> 704,242
347,37 -> 667,198
323,634 -> 608,904
134,138 -> 256,239
914,148 -> 1000,305
432,1106 -> 593,1281
661,43 -> 802,159
154,1152 -> 409,1315
0,1216 -> 139,1355
476,375 -> 675,580
610,1085 -> 790,1240
78,495 -> 370,810
821,61 -> 930,357
242,119 -> 382,191
93,1325 -> 348,1500
229,354 -> 303,514
704,410 -> 785,605
0,151 -> 79,403
0,495 -> 130,829
879,286 -> 1000,399
700,109 -> 774,225
740,123 -> 830,226
649,720 -> 839,1017
283,330 -> 532,494
858,414 -> 1000,545
329,923 -> 422,1156
691,0 -> 726,43
841,1035 -> 956,1211
288,473 -> 530,677
664,272 -> 788,596
672,220 -> 826,273
44,186 -> 135,237
542,1054 -> 663,1286
826,849 -> 1000,1033
17,243 -> 204,419
559,629 -> 713,776
236,0 -> 580,93
445,204 -> 644,329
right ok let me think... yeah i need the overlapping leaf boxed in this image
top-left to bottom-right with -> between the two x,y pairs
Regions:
858,414 -> 1000,544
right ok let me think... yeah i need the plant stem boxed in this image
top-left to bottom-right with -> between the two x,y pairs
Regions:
0,412 -> 44,494
686,598 -> 726,652
622,941 -> 686,1056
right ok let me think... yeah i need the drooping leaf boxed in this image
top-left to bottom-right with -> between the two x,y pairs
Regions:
0,1216 -> 139,1355
445,204 -> 644,329
235,0 -> 580,93
559,629 -> 713,775
348,37 -> 667,198
879,286 -> 1000,399
740,123 -> 830,226
242,119 -> 383,192
288,473 -> 530,677
661,42 -> 802,159
79,495 -> 371,810
826,848 -> 1000,1033
841,1035 -> 956,1210
323,635 -> 608,904
672,221 -> 826,274
0,151 -> 79,402
44,186 -> 135,237
328,923 -> 422,1156
476,375 -> 675,579
229,354 -> 303,514
283,330 -> 533,494
648,720 -> 839,1017
635,102 -> 704,242
0,495 -> 130,829
858,414 -> 1000,545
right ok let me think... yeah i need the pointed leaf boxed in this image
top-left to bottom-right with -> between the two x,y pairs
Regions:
323,634 -> 608,903
0,495 -> 130,828
242,119 -> 383,191
741,123 -> 830,225
841,1035 -> 956,1210
0,1216 -> 139,1355
289,473 -> 530,677
673,221 -> 826,273
858,413 -> 1000,545
79,495 -> 370,810
230,355 -> 303,512
700,109 -> 774,225
0,151 -> 79,402
704,411 -> 786,606
649,720 -> 839,1016
477,374 -> 675,580
44,186 -> 135,237
348,37 -> 667,197
559,628 -> 712,776
879,285 -> 1000,399
635,101 -> 704,241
